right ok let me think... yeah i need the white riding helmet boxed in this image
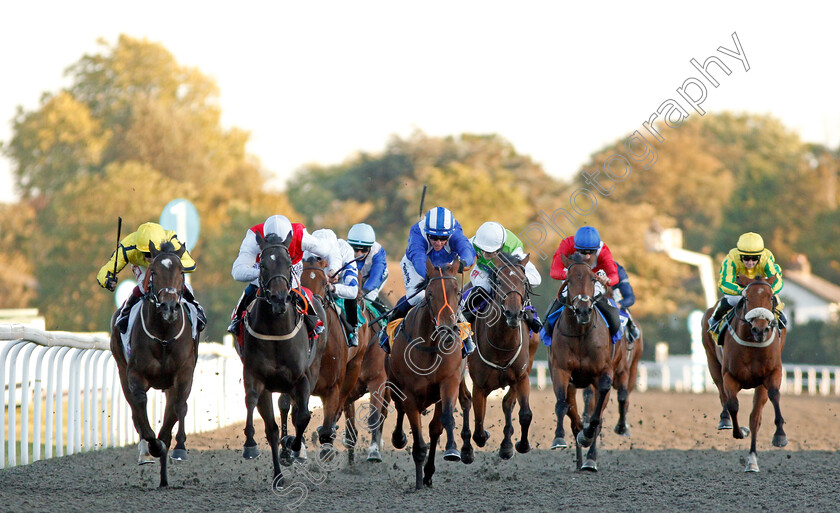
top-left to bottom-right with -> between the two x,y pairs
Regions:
264,215 -> 293,240
473,221 -> 507,253
347,223 -> 376,247
311,228 -> 338,247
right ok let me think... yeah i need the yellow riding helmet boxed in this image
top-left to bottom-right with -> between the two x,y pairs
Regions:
135,222 -> 168,253
737,232 -> 764,256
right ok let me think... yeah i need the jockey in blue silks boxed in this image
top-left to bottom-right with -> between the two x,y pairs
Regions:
613,262 -> 641,348
379,206 -> 476,356
347,223 -> 389,301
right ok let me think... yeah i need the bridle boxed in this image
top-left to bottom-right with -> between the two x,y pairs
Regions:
490,260 -> 531,320
565,261 -> 600,323
258,244 -> 293,306
736,280 -> 777,327
424,269 -> 459,329
144,252 -> 184,308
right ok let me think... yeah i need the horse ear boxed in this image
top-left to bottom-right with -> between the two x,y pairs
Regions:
282,231 -> 293,247
426,257 -> 435,276
560,252 -> 573,268
557,281 -> 566,299
768,275 -> 777,286
175,243 -> 186,258
450,256 -> 461,274
255,231 -> 265,248
520,253 -> 530,266
149,241 -> 158,257
736,274 -> 749,287
319,258 -> 328,269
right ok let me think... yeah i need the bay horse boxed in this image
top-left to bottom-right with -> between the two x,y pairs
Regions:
583,327 -> 644,437
342,296 -> 391,464
287,256 -> 368,460
701,274 -> 787,472
240,232 -> 328,489
549,252 -> 613,471
387,257 -> 466,490
459,253 -> 538,462
110,240 -> 199,488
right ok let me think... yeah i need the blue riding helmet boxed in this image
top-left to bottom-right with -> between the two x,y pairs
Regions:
424,207 -> 455,238
574,226 -> 601,250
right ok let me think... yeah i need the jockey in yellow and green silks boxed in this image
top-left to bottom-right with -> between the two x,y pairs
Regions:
709,232 -> 786,330
97,222 -> 204,333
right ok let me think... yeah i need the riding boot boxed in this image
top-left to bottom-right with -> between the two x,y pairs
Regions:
227,285 -> 257,336
344,297 -> 359,347
708,299 -> 733,330
524,306 -> 543,334
378,328 -> 391,354
595,296 -> 621,341
182,283 -> 207,332
457,310 -> 475,358
337,305 -> 358,347
379,296 -> 411,353
626,314 -> 640,342
117,293 -> 142,334
542,298 -> 563,337
776,309 -> 788,329
303,314 -> 324,341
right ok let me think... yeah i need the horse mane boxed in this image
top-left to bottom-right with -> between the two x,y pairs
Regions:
263,233 -> 285,246
568,252 -> 585,264
497,252 -> 522,267
157,240 -> 177,254
419,261 -> 453,290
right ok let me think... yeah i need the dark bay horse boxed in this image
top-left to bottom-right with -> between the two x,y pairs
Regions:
549,253 -> 613,471
583,322 -> 644,437
342,297 -> 391,464
460,253 -> 538,462
702,274 -> 787,472
387,257 -> 466,490
290,256 -> 367,459
241,232 -> 327,489
110,241 -> 199,488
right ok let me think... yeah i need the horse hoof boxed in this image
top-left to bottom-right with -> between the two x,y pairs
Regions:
392,432 -> 407,450
551,437 -> 567,450
461,446 -> 474,464
367,449 -> 382,463
717,418 -> 733,430
170,448 -> 188,461
242,445 -> 261,460
772,435 -> 788,448
499,444 -> 514,460
319,446 -> 335,462
138,440 -> 155,465
515,440 -> 531,454
473,430 -> 490,447
614,424 -> 631,437
272,475 -> 286,490
576,431 -> 593,448
280,435 -> 294,448
736,427 -> 750,439
443,448 -> 461,462
580,459 -> 598,472
279,454 -> 293,467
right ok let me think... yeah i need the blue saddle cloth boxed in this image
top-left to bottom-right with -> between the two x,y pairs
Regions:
541,299 -> 625,347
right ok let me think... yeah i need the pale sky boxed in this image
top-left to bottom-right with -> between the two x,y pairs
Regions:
2,1 -> 839,204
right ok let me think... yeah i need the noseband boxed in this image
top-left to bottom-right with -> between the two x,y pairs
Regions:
491,262 -> 530,317
145,252 -> 184,307
737,280 -> 777,327
425,271 -> 459,328
259,244 -> 293,305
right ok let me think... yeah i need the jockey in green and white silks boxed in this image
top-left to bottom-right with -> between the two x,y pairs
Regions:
463,221 -> 543,334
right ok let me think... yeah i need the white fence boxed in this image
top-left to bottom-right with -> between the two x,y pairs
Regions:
1,324 -> 245,469
528,358 -> 840,396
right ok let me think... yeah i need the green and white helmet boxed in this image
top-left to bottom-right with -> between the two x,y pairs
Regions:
347,223 -> 375,247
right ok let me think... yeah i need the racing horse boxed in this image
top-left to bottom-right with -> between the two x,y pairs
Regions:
459,253 -> 538,462
387,257 -> 467,490
549,252 -> 614,471
240,232 -> 327,489
702,274 -> 787,472
110,240 -> 199,488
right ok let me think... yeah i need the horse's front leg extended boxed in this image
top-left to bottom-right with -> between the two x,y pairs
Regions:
256,389 -> 284,489
579,374 -> 611,447
290,377 -> 313,457
242,372 -> 264,459
166,368 -> 194,461
551,369 -> 572,450
745,385 -> 768,472
459,379 -> 474,464
471,386 -> 490,447
514,375 -> 533,454
406,404 -> 426,491
767,385 -> 787,448
499,387 -> 516,460
424,404 -> 443,487
440,378 -> 461,462
343,401 -> 357,465
723,373 -> 749,439
278,393 -> 292,446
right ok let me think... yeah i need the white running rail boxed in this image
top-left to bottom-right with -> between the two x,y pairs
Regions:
1,324 -> 245,469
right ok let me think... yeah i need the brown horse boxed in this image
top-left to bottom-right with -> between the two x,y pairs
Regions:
387,257 -> 466,490
240,232 -> 327,489
289,256 -> 368,459
583,326 -> 644,436
459,253 -> 538,462
342,297 -> 391,464
549,252 -> 613,471
110,241 -> 199,488
702,274 -> 787,472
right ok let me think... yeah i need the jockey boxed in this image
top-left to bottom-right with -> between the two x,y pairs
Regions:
347,223 -> 389,302
97,222 -> 206,334
613,262 -> 641,347
708,232 -> 786,330
379,206 -> 477,355
227,215 -> 342,344
462,221 -> 543,334
542,226 -> 621,341
305,228 -> 360,347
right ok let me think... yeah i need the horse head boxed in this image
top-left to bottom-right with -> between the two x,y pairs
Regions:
424,256 -> 462,343
737,274 -> 778,343
301,255 -> 329,298
257,231 -> 294,315
147,241 -> 185,323
560,252 -> 598,326
491,252 -> 530,329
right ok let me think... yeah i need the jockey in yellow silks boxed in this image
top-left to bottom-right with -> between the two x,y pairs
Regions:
708,232 -> 786,331
97,222 -> 205,334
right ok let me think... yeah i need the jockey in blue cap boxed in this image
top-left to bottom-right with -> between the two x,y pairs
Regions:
379,206 -> 477,356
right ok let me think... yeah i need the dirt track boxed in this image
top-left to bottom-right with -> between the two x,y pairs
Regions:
2,389 -> 839,513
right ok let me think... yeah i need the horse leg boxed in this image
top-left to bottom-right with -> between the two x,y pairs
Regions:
290,377 -> 313,459
581,377 -> 610,472
391,397 -> 408,450
723,373 -> 749,439
406,403 -> 427,491
579,374 -> 611,448
471,387 -> 490,447
423,404 -> 443,487
566,385 -> 585,469
514,375 -> 533,454
166,369 -> 194,461
582,386 -> 593,427
255,389 -> 284,489
499,386 -> 516,460
551,371 -> 572,450
458,379 -> 474,464
441,378 -> 462,462
343,400 -> 357,465
318,386 -> 341,460
745,386 -> 768,473
124,372 -> 166,471
614,383 -> 630,436
703,325 -> 731,430
278,393 -> 292,449
767,384 -> 787,448
242,373 -> 264,460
